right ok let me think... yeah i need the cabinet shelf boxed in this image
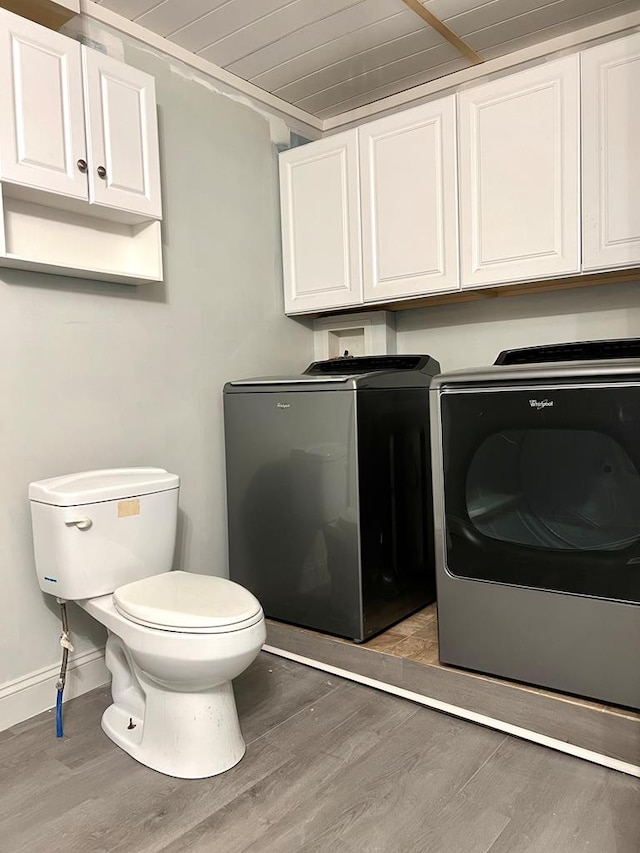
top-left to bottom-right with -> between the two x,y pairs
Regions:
0,187 -> 162,284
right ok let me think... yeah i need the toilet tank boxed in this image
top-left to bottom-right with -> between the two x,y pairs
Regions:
29,468 -> 180,600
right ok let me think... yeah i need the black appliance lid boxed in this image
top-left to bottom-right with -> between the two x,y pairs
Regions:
495,338 -> 640,366
304,354 -> 439,376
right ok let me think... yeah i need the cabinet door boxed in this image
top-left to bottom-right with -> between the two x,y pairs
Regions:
582,33 -> 640,271
458,56 -> 580,288
360,96 -> 459,301
279,132 -> 362,314
82,48 -> 161,219
0,8 -> 87,198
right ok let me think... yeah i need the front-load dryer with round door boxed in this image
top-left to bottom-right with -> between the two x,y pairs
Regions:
430,339 -> 640,710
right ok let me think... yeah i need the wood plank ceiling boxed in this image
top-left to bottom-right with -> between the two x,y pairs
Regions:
94,0 -> 639,118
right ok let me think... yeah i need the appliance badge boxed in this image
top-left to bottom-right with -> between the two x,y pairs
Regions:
529,398 -> 553,410
277,402 -> 291,410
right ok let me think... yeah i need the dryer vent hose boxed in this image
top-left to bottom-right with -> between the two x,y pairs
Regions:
55,599 -> 73,738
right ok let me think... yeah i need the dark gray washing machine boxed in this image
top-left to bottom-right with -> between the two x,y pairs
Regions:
431,339 -> 640,709
223,355 -> 440,641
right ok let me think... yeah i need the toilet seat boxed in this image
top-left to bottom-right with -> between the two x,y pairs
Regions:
113,571 -> 263,634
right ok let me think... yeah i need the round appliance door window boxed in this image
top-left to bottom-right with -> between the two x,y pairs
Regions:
466,429 -> 640,551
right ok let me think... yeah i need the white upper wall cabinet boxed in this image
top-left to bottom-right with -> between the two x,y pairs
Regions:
458,56 -> 580,289
280,131 -> 362,315
359,96 -> 459,302
0,8 -> 87,199
279,33 -> 638,315
0,7 -> 163,284
83,50 -> 161,220
582,32 -> 640,271
0,7 -> 161,221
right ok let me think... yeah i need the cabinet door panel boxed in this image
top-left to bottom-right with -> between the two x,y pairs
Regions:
459,56 -> 580,288
280,132 -> 362,314
360,96 -> 459,301
582,33 -> 640,270
83,48 -> 161,219
0,9 -> 86,198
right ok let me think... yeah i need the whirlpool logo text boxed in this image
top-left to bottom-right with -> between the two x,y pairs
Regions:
529,398 -> 554,410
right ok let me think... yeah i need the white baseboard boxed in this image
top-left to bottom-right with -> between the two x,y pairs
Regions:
0,648 -> 110,732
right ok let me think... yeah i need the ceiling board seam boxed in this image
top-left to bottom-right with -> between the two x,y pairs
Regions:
453,0 -> 598,39
272,27 -> 457,98
446,0 -> 566,32
133,0 -> 169,25
163,0 -> 244,40
191,0 -> 305,56
309,56 -> 467,115
458,0 -> 634,46
237,3 -> 403,79
400,0 -> 483,64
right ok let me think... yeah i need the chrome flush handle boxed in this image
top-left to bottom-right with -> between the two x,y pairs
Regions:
64,518 -> 93,531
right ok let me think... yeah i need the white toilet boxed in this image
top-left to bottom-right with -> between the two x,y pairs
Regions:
28,467 -> 266,779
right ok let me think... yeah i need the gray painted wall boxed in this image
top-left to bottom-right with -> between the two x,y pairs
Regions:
396,282 -> 640,371
0,34 -> 313,694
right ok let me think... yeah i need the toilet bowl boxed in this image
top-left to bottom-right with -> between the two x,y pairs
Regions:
28,468 -> 266,779
83,572 -> 265,778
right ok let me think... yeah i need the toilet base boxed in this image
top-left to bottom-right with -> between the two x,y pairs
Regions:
102,681 -> 246,779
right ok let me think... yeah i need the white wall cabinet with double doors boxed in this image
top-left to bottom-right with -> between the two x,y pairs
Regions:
0,6 -> 162,284
280,95 -> 459,314
582,31 -> 640,272
457,55 -> 581,289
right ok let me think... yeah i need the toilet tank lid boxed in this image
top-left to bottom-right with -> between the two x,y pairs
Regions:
28,468 -> 179,506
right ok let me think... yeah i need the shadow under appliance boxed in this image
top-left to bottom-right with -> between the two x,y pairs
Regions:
431,339 -> 640,709
224,355 -> 440,641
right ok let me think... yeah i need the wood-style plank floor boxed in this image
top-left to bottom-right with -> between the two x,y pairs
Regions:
266,608 -> 640,769
1,652 -> 639,853
361,603 -> 639,720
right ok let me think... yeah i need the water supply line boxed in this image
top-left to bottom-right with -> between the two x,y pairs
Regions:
55,598 -> 74,738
